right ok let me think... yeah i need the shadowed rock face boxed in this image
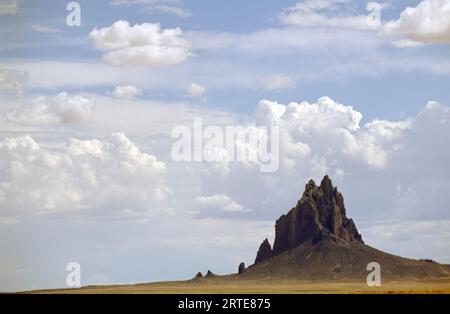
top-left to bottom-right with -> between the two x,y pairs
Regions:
254,175 -> 363,264
205,270 -> 216,277
255,239 -> 273,264
238,262 -> 246,274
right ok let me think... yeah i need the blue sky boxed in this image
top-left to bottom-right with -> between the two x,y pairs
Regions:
1,0 -> 450,291
2,0 -> 450,120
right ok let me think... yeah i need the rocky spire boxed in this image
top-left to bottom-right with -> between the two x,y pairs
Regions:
254,238 -> 273,264
254,175 -> 363,264
238,262 -> 246,274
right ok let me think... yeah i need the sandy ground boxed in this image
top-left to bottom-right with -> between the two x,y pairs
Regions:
25,277 -> 450,294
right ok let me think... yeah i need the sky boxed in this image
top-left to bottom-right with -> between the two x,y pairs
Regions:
0,0 -> 450,291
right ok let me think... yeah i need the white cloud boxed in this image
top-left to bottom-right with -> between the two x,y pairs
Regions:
264,74 -> 295,91
381,0 -> 450,45
257,96 -> 363,131
32,24 -> 63,33
112,85 -> 142,99
186,82 -> 207,102
278,0 -> 376,30
156,4 -> 191,17
187,26 -> 380,57
6,92 -> 94,126
392,39 -> 424,48
254,99 -> 287,125
0,92 -> 237,136
192,194 -> 248,217
89,20 -> 191,66
0,0 -> 18,15
110,0 -> 191,17
0,68 -> 27,97
0,133 -> 169,222
255,96 -> 397,170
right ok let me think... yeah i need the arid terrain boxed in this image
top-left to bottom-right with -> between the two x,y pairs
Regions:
26,276 -> 450,294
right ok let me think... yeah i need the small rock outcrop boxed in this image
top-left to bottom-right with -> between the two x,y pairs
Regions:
194,272 -> 203,279
254,175 -> 363,264
238,262 -> 246,274
205,270 -> 216,278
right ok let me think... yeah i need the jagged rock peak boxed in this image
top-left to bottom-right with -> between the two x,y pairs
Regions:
320,175 -> 334,195
305,179 -> 317,192
254,175 -> 363,264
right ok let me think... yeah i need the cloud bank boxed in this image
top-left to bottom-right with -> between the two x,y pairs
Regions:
0,133 -> 168,222
6,92 -> 94,126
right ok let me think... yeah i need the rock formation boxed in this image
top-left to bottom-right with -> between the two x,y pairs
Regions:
255,238 -> 273,264
205,270 -> 216,278
254,175 -> 363,264
238,262 -> 246,274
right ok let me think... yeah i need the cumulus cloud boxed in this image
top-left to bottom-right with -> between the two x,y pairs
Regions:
0,133 -> 168,222
252,96 -> 397,173
381,0 -> 450,46
0,0 -> 18,15
186,82 -> 207,102
188,96 -> 449,227
110,0 -> 191,17
258,96 -> 416,173
264,74 -> 295,91
6,92 -> 94,126
256,96 -> 364,131
185,97 -> 404,204
89,20 -> 191,66
112,85 -> 142,99
278,0 -> 378,30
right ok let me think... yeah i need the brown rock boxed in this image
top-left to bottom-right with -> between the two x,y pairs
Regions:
238,262 -> 246,274
205,270 -> 216,278
254,238 -> 273,264
244,175 -> 450,281
256,175 -> 363,263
